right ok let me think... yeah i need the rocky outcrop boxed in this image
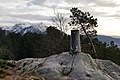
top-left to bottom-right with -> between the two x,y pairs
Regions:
12,52 -> 120,80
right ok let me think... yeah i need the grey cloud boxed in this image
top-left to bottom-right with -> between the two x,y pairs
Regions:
95,0 -> 118,7
92,11 -> 108,17
9,14 -> 51,21
0,18 -> 24,26
29,0 -> 65,9
64,0 -> 80,4
0,0 -> 119,26
64,0 -> 118,7
0,19 -> 23,23
50,1 -> 109,17
30,0 -> 47,5
105,14 -> 120,19
58,6 -> 71,11
0,14 -> 52,26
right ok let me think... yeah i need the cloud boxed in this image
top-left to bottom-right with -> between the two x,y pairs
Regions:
30,0 -> 47,5
0,17 -> 25,26
0,0 -> 119,23
10,14 -> 52,21
64,0 -> 119,7
105,14 -> 120,19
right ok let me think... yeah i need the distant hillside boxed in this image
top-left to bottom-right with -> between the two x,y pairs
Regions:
97,35 -> 120,47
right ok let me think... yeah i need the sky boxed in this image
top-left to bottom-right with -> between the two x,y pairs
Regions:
0,0 -> 120,36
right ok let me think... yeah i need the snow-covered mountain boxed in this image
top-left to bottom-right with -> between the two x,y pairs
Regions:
1,23 -> 120,47
1,22 -> 47,35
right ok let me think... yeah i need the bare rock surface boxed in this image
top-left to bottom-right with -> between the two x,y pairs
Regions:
14,52 -> 120,80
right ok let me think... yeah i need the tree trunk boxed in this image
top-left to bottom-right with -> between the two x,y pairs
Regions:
81,24 -> 96,54
70,30 -> 81,54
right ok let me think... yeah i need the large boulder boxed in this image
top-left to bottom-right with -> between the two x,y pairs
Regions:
15,52 -> 120,80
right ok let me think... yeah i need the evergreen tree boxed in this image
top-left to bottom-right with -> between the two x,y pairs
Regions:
69,7 -> 98,54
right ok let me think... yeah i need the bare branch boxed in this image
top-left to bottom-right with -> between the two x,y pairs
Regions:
50,9 -> 70,33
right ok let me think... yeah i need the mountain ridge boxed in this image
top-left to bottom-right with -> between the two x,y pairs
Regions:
1,23 -> 120,47
97,35 -> 120,47
1,22 -> 47,35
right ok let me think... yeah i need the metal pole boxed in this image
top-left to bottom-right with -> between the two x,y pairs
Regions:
70,30 -> 81,54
